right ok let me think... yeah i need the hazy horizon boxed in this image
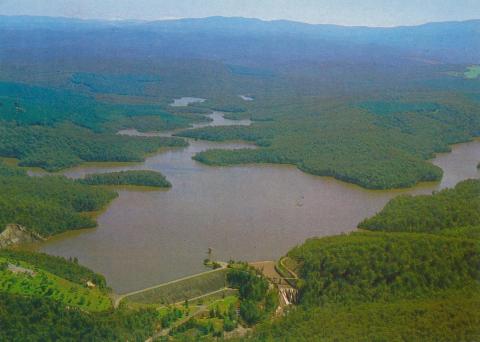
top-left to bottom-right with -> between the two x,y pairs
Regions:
0,0 -> 479,27
2,13 -> 480,29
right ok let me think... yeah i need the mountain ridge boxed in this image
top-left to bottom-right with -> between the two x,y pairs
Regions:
1,14 -> 479,29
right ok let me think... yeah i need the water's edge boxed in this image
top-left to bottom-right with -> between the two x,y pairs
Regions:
35,111 -> 480,293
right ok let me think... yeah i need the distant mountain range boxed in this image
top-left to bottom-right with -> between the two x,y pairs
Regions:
0,15 -> 479,66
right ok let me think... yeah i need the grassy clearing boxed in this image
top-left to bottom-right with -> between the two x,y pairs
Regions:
0,249 -> 107,288
125,269 -> 228,305
0,257 -> 111,312
208,295 -> 238,312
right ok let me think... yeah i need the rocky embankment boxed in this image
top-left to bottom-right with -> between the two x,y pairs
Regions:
0,224 -> 44,249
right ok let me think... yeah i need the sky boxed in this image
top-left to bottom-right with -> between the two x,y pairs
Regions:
0,0 -> 479,27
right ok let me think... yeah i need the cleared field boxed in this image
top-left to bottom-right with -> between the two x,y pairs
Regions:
0,257 -> 111,312
125,268 -> 228,304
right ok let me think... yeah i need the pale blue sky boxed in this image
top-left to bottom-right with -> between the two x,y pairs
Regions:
0,0 -> 479,27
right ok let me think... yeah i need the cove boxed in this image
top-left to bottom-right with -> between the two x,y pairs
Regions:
37,112 -> 480,293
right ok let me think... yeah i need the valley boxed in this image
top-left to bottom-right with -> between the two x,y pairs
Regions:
0,13 -> 479,341
34,112 -> 480,293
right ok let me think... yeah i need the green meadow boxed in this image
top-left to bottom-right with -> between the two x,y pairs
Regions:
0,257 -> 111,312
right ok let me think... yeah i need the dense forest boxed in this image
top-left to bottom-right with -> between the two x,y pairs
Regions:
0,81 -> 205,132
0,15 -> 479,341
0,122 -> 187,171
0,161 -> 116,236
179,92 -> 480,189
242,181 -> 480,341
287,232 -> 478,306
79,170 -> 171,188
0,292 -> 159,341
1,18 -> 480,189
0,80 -> 202,171
251,289 -> 480,341
359,179 -> 480,232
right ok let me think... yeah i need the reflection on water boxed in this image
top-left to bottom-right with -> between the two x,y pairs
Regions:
37,113 -> 480,293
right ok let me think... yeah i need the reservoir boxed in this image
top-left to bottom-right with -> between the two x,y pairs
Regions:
37,110 -> 480,293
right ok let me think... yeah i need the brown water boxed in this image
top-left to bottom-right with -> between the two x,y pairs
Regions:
37,112 -> 480,293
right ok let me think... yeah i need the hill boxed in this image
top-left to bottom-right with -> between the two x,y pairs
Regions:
1,16 -> 480,188
0,161 -> 116,237
359,179 -> 480,232
1,16 -> 479,64
0,249 -> 184,341
243,181 -> 480,341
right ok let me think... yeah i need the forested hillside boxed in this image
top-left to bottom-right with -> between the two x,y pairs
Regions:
0,291 -> 159,341
1,16 -> 479,65
180,92 -> 480,189
0,121 -> 187,171
288,232 -> 478,306
1,17 -> 479,188
0,16 -> 479,340
252,290 -> 480,341
0,81 -> 204,132
0,248 -> 167,340
360,179 -> 480,232
244,180 -> 480,341
0,161 -> 116,236
0,249 -> 107,288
